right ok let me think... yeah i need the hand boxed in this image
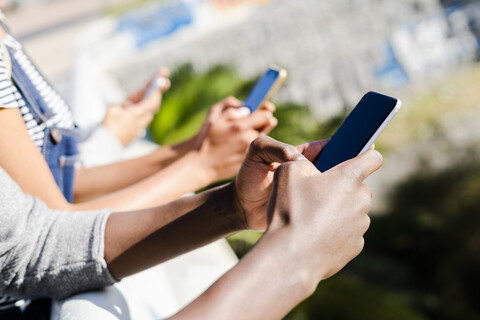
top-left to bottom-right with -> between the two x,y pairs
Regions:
233,136 -> 329,231
102,68 -> 171,145
265,149 -> 383,282
195,97 -> 278,184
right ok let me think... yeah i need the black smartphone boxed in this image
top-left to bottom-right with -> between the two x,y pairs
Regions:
314,91 -> 401,172
243,66 -> 287,112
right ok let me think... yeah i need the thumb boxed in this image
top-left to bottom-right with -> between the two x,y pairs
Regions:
339,150 -> 383,183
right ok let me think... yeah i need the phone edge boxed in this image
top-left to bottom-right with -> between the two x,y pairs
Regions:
357,98 -> 402,155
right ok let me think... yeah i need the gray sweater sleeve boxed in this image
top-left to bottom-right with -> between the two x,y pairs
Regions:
0,168 -> 116,300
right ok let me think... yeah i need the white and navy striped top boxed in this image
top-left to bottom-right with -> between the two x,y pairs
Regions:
0,34 -> 76,148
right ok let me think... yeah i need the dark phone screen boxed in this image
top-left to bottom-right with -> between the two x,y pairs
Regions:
244,69 -> 280,112
314,91 -> 398,172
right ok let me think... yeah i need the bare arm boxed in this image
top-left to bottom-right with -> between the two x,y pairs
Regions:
0,98 -> 276,211
0,108 -> 71,209
102,137 -> 383,319
105,182 -> 242,278
103,136 -> 322,278
75,97 -> 277,203
73,137 -> 196,202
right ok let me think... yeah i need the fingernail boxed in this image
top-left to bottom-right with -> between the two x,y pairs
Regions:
234,107 -> 251,118
155,77 -> 168,89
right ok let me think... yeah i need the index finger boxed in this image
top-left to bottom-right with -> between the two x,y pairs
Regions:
342,150 -> 383,182
296,139 -> 330,162
237,110 -> 274,131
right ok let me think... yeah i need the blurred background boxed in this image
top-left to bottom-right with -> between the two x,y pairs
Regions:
5,0 -> 480,318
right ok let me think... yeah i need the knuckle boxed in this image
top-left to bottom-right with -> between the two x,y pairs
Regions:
280,144 -> 300,161
336,166 -> 355,186
349,166 -> 364,184
249,136 -> 269,155
364,215 -> 371,232
261,110 -> 273,121
363,185 -> 372,199
225,96 -> 238,105
360,190 -> 372,212
251,136 -> 267,150
230,123 -> 243,134
223,109 -> 236,119
371,150 -> 384,165
358,237 -> 365,253
276,161 -> 295,176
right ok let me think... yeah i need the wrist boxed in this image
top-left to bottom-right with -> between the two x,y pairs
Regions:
204,182 -> 246,233
227,180 -> 249,231
178,150 -> 216,189
172,135 -> 198,155
192,148 -> 218,186
257,229 -> 321,299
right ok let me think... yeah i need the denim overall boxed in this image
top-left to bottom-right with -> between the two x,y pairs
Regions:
6,45 -> 79,202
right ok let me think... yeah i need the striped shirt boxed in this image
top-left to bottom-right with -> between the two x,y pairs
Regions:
0,34 -> 76,148
0,34 -> 79,311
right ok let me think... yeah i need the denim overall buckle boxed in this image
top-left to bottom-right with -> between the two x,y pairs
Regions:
50,128 -> 63,144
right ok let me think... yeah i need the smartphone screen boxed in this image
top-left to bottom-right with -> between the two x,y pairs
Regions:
244,68 -> 282,112
314,91 -> 400,172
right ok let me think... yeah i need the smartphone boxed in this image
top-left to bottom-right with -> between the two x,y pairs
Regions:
243,67 -> 287,112
142,76 -> 167,100
314,91 -> 401,172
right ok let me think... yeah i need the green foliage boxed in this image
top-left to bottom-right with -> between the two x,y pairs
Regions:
149,63 -> 336,146
227,230 -> 263,259
150,64 -> 247,145
285,273 -> 425,320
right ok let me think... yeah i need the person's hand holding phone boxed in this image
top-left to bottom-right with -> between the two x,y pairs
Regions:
237,148 -> 383,320
243,67 -> 286,112
233,136 -> 329,230
102,67 -> 171,146
191,97 -> 277,185
226,135 -> 382,320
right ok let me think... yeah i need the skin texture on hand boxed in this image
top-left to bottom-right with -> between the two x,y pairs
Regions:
266,147 -> 383,282
102,68 -> 171,146
193,97 -> 278,184
234,136 -> 329,230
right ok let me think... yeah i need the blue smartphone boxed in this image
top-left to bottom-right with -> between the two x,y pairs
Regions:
314,91 -> 401,172
243,67 -> 287,112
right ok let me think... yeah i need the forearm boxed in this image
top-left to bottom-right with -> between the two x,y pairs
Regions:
74,137 -> 197,201
72,151 -> 212,211
104,182 -> 242,279
171,230 -> 316,320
